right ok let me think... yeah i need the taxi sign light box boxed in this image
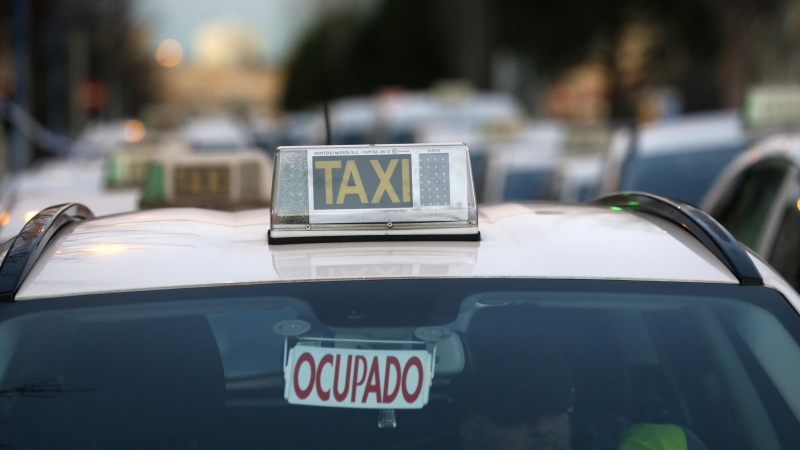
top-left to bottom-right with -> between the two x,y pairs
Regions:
270,144 -> 479,243
143,151 -> 272,208
285,346 -> 432,409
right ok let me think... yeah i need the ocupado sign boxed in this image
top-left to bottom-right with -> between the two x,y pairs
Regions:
284,346 -> 433,409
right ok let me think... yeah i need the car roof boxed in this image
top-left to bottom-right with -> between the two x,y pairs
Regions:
0,189 -> 140,241
14,202 -> 743,300
636,111 -> 744,157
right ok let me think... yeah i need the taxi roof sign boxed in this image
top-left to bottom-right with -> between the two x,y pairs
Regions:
744,85 -> 800,129
269,143 -> 479,244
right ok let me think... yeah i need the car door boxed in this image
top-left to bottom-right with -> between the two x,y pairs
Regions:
710,158 -> 795,251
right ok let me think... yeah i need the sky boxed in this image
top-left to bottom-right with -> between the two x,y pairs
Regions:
134,0 -> 330,65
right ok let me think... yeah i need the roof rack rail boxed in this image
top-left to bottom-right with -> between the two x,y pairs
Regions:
0,203 -> 93,302
590,192 -> 762,286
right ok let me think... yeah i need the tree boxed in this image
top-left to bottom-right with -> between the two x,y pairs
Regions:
284,0 -> 787,111
283,0 -> 634,111
702,0 -> 783,107
283,0 -> 456,110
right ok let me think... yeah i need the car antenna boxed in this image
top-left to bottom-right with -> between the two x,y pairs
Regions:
324,101 -> 332,146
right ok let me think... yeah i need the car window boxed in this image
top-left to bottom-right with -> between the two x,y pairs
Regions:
620,145 -> 743,205
1,279 -> 799,450
713,159 -> 791,249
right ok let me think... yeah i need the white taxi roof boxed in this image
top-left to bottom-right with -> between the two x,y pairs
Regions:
14,202 -> 744,300
0,189 -> 140,241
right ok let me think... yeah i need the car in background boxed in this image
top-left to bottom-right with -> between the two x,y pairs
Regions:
702,134 -> 800,288
481,121 -> 564,202
416,121 -> 511,203
601,111 -> 748,205
275,89 -> 524,151
72,120 -> 144,158
329,97 -> 379,145
279,111 -> 327,147
375,89 -> 524,144
182,116 -> 256,152
545,155 -> 603,203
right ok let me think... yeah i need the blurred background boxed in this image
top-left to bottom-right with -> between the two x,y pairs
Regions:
3,0 -> 800,283
3,0 -> 799,149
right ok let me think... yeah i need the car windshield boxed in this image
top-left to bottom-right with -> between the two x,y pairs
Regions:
619,145 -> 744,205
2,279 -> 800,450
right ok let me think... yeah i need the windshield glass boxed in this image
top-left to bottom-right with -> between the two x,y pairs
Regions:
2,279 -> 800,450
620,145 -> 743,205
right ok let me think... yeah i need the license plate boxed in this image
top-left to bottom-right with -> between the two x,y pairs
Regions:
174,166 -> 230,196
284,346 -> 432,409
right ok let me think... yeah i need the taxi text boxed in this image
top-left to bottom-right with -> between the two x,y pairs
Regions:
312,155 -> 412,210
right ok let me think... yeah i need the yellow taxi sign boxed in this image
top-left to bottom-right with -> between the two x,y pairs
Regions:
312,155 -> 413,209
269,144 -> 479,244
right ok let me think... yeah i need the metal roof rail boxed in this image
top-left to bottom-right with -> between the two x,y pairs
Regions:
590,192 -> 762,286
0,203 -> 93,301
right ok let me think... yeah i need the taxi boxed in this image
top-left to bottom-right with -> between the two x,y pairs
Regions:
103,126 -> 274,210
1,143 -> 799,450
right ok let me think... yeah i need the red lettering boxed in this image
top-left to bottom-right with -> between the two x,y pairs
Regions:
351,355 -> 368,402
333,354 -> 352,402
293,352 -> 316,400
383,356 -> 401,403
316,354 -> 334,401
362,356 -> 383,403
402,356 -> 424,403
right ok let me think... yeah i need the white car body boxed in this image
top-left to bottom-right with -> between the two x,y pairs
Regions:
14,203 -> 797,310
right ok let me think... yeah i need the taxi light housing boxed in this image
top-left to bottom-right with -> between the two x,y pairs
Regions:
142,151 -> 273,208
269,143 -> 479,244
